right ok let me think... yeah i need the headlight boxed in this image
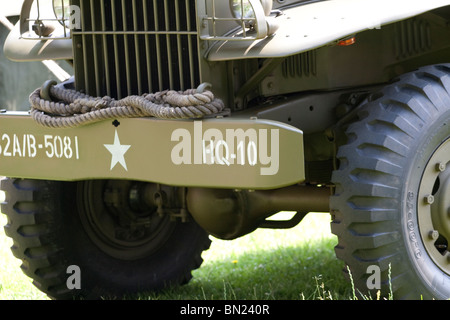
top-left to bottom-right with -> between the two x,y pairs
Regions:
231,0 -> 255,20
53,0 -> 81,30
230,0 -> 272,21
199,0 -> 280,41
53,0 -> 72,27
229,0 -> 278,37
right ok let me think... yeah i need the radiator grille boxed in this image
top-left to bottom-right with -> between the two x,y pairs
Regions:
72,0 -> 200,99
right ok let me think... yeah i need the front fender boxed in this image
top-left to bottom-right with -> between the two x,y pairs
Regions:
206,0 -> 450,61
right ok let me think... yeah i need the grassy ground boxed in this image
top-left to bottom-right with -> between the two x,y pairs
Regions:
0,187 -> 352,300
144,212 -> 352,300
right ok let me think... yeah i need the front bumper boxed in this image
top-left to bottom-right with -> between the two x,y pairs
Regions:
0,113 -> 304,190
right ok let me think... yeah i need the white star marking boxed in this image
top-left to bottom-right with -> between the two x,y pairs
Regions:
104,130 -> 131,171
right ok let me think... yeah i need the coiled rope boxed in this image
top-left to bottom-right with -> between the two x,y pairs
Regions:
29,81 -> 226,128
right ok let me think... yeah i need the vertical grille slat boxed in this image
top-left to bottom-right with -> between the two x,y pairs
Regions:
78,1 -> 90,96
90,1 -> 101,95
110,0 -> 123,98
132,0 -> 143,95
73,0 -> 200,100
164,1 -> 174,89
121,0 -> 132,96
153,0 -> 164,90
100,1 -> 111,97
175,4 -> 185,90
142,1 -> 153,93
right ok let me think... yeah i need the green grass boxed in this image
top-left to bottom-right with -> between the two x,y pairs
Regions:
0,189 -> 353,300
152,211 -> 352,300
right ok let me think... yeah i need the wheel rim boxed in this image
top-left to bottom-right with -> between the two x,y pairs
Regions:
77,180 -> 175,261
418,138 -> 450,274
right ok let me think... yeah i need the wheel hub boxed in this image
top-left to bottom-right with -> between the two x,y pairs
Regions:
77,180 -> 175,261
419,138 -> 450,273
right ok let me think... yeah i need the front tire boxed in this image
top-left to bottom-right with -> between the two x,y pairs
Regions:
1,179 -> 211,300
331,64 -> 450,299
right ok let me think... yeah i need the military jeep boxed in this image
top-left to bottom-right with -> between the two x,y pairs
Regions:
2,0 -> 450,300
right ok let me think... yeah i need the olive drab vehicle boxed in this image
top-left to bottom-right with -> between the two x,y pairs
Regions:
4,0 -> 450,300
